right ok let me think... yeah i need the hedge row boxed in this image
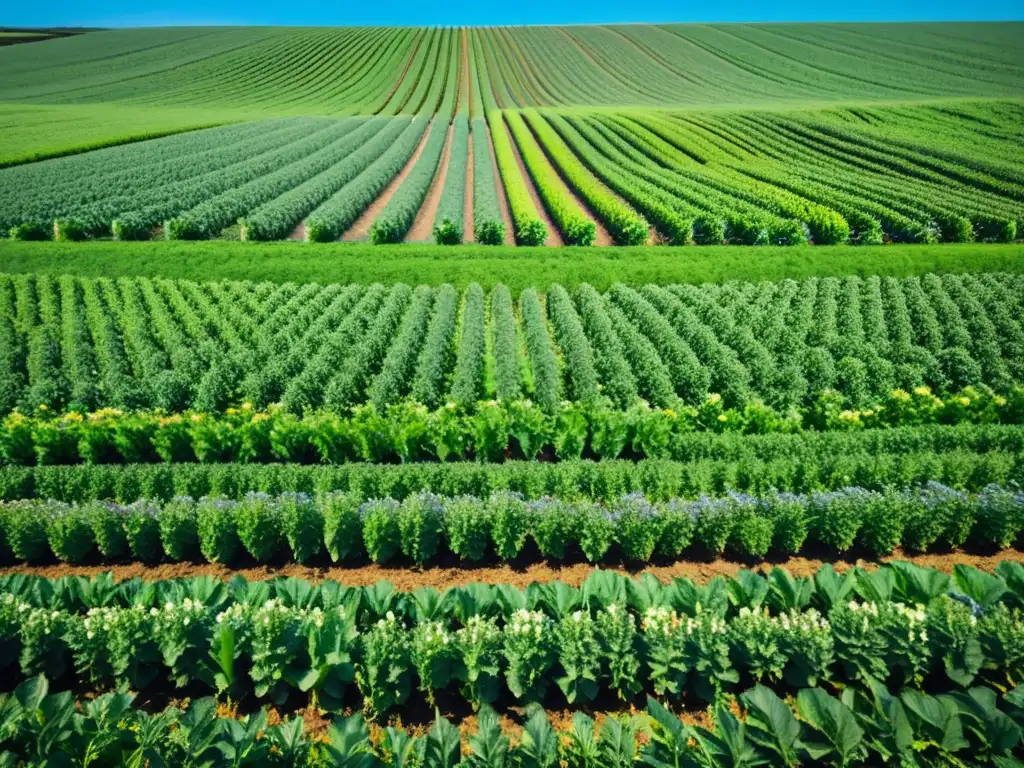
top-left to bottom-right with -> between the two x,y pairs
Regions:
4,483 -> 1022,567
0,442 -> 1019,505
3,387 -> 1022,467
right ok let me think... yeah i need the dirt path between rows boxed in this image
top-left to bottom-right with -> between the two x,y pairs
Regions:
484,121 -> 516,245
287,221 -> 305,241
7,548 -> 1022,590
342,120 -> 433,241
501,116 -> 563,247
406,123 -> 453,243
520,114 -> 613,246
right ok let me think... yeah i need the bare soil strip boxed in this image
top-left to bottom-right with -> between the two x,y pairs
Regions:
484,121 -> 516,245
6,548 -> 1021,590
502,117 -> 563,246
287,221 -> 305,241
406,123 -> 453,243
341,119 -> 433,241
464,131 -> 475,243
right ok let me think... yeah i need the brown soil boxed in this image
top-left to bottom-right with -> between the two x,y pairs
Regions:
406,123 -> 454,243
342,119 -> 433,242
7,548 -> 1023,589
502,116 -> 563,247
519,114 -> 614,247
202,696 -> 710,746
287,221 -> 305,241
483,121 -> 516,246
377,32 -> 424,115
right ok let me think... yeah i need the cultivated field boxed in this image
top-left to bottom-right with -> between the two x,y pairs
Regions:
0,20 -> 1023,767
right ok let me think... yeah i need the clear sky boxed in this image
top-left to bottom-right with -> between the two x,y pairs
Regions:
7,0 -> 1022,28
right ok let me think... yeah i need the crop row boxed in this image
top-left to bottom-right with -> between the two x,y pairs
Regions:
2,561 -> 1022,710
2,385 -> 1022,467
4,272 -> 1022,417
6,674 -> 1023,768
4,483 -> 1022,568
0,427 -> 1019,504
3,98 -> 1022,246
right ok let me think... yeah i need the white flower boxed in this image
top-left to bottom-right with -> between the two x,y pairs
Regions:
165,602 -> 174,611
386,611 -> 395,622
572,611 -> 583,623
150,608 -> 159,617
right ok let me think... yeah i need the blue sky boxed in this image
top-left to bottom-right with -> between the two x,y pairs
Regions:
8,0 -> 1022,27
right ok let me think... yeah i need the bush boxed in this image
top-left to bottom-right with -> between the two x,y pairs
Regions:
196,498 -> 239,564
88,501 -> 128,559
361,498 -> 401,563
615,494 -> 662,562
397,493 -> 444,564
236,493 -> 284,563
122,502 -> 161,562
6,503 -> 48,561
445,496 -> 490,561
158,497 -> 199,561
46,506 -> 94,563
323,492 -> 361,562
280,492 -> 322,563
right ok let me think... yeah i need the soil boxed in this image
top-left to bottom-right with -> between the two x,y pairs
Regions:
464,132 -> 475,243
183,695 -> 712,746
287,221 -> 305,241
405,123 -> 453,243
483,121 -> 516,245
519,115 -> 614,246
6,548 -> 1022,589
502,116 -> 563,247
342,119 -> 433,241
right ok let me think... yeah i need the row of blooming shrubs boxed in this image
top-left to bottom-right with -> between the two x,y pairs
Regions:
3,484 -> 1023,567
5,673 -> 1023,767
3,386 -> 1020,466
1,562 -> 1022,714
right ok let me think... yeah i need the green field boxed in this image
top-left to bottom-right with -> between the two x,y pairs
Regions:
0,24 -> 1022,249
1,241 -> 1022,288
2,20 -> 1024,767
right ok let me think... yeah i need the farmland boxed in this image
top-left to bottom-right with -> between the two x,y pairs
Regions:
1,18 -> 1024,767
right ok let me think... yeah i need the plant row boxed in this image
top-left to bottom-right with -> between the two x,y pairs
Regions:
2,561 -> 1023,712
6,674 -> 1023,768
3,388 -> 1021,468
4,482 -> 1023,568
5,272 -> 1023,418
0,438 -> 1019,506
369,119 -> 448,244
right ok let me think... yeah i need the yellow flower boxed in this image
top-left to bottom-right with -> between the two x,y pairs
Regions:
226,407 -> 238,415
37,404 -> 48,412
958,397 -> 971,407
241,402 -> 252,411
913,386 -> 932,397
663,409 -> 677,418
190,414 -> 203,423
707,393 -> 722,405
717,414 -> 727,422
